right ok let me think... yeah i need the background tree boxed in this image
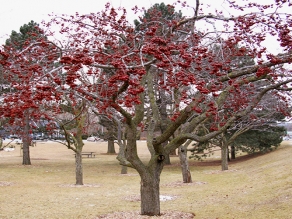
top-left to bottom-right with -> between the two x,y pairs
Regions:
231,126 -> 286,154
56,98 -> 89,185
97,115 -> 117,154
0,21 -> 60,165
190,93 -> 290,170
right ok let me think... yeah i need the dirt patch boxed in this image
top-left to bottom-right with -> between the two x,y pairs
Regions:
96,211 -> 195,219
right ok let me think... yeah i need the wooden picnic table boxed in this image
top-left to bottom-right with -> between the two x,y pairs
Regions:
74,152 -> 96,158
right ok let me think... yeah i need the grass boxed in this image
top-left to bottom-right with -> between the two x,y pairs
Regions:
0,140 -> 292,218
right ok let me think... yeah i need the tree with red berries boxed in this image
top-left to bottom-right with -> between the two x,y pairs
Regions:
0,21 -> 62,165
2,0 -> 292,216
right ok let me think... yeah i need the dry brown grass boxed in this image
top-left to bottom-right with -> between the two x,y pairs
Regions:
0,140 -> 292,219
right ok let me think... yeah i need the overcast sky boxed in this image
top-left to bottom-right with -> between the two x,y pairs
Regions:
0,0 -> 287,54
0,0 -> 209,44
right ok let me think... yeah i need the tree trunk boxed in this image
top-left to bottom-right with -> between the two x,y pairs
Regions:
124,120 -> 163,216
22,142 -> 31,165
22,111 -> 31,165
178,145 -> 192,183
140,173 -> 160,216
221,145 -> 228,171
231,145 -> 236,159
121,165 -> 128,174
75,152 -> 83,185
107,139 -> 116,154
228,147 -> 230,162
164,154 -> 171,165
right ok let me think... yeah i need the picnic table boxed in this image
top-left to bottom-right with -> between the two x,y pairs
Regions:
74,152 -> 96,158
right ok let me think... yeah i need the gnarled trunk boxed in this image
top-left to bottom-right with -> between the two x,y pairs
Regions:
140,171 -> 161,216
126,129 -> 163,216
75,152 -> 83,185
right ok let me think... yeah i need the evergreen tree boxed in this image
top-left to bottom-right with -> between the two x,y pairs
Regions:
5,20 -> 45,50
134,2 -> 182,28
230,125 -> 286,154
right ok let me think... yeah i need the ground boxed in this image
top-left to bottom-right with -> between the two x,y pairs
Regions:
96,211 -> 195,218
0,139 -> 291,218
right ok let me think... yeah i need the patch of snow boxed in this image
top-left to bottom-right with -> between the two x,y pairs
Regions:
3,147 -> 15,152
160,195 -> 176,201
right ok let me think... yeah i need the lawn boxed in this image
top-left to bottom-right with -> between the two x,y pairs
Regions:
0,140 -> 291,218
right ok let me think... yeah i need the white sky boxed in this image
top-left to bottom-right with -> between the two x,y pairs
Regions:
0,0 -> 209,44
0,0 -> 288,54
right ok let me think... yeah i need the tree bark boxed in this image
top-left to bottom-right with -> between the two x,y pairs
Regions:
163,142 -> 171,165
22,111 -> 31,165
140,172 -> 161,216
178,145 -> 192,183
121,165 -> 128,174
231,145 -> 236,159
164,154 -> 171,165
107,139 -> 116,154
221,144 -> 228,170
75,152 -> 83,185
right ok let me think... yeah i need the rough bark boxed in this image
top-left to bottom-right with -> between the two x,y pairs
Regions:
140,171 -> 161,216
75,152 -> 83,185
22,111 -> 31,165
163,141 -> 171,165
22,142 -> 31,165
107,139 -> 116,154
178,145 -> 192,183
159,90 -> 171,165
221,144 -> 229,171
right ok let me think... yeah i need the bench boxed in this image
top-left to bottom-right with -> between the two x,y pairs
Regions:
74,152 -> 96,158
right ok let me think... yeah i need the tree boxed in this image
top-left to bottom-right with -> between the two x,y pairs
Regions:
57,98 -> 88,185
0,21 -> 60,165
97,115 -> 117,154
190,93 -> 290,170
46,1 -> 292,215
2,0 -> 292,216
134,2 -> 182,28
231,125 -> 286,154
